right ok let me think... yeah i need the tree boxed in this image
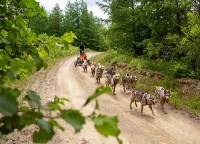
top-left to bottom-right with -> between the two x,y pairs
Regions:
63,1 -> 80,34
62,0 -> 107,50
180,12 -> 200,71
98,0 -> 197,56
28,7 -> 48,34
48,4 -> 63,37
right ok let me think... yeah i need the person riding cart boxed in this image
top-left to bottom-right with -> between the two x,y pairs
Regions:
79,43 -> 87,61
79,43 -> 85,54
74,43 -> 89,67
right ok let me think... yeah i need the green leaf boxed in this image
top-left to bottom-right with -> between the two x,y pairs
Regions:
49,119 -> 64,131
33,119 -> 54,143
92,115 -> 120,137
22,0 -> 38,8
5,45 -> 12,53
35,5 -> 46,17
0,36 -> 10,44
60,97 -> 70,102
16,16 -> 27,28
0,114 -> 24,134
62,32 -> 76,43
54,96 -> 60,103
19,106 -> 30,112
33,55 -> 48,71
26,33 -> 37,44
1,30 -> 8,38
25,9 -> 35,17
60,40 -> 69,49
47,102 -> 61,110
61,109 -> 85,133
60,32 -> 77,48
0,88 -> 20,117
20,111 -> 43,126
23,90 -> 41,108
83,86 -> 111,107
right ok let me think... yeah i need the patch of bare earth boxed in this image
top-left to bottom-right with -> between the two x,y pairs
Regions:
176,78 -> 200,97
1,53 -> 200,144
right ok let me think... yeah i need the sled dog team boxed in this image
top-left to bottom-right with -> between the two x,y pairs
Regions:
81,60 -> 171,116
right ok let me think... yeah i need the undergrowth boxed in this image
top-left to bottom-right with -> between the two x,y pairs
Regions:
6,45 -> 77,89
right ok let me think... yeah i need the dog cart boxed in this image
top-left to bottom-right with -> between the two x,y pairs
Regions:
74,49 -> 90,67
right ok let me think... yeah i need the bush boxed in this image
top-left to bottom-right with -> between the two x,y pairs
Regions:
145,42 -> 160,59
169,92 -> 182,109
169,62 -> 189,78
185,97 -> 200,116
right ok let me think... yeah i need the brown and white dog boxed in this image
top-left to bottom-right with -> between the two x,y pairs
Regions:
105,73 -> 120,95
126,90 -> 157,116
121,74 -> 137,92
95,66 -> 104,83
155,86 -> 171,114
82,60 -> 88,72
104,67 -> 116,76
90,63 -> 96,77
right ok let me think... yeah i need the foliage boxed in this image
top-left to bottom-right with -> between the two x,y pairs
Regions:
28,7 -> 48,34
169,62 -> 189,78
92,115 -> 122,144
169,92 -> 182,109
179,12 -> 200,72
0,0 -> 122,143
83,86 -> 122,142
48,4 -> 63,37
60,109 -> 85,133
29,0 -> 107,51
99,0 -> 200,78
83,86 -> 111,107
185,96 -> 200,116
63,0 -> 107,50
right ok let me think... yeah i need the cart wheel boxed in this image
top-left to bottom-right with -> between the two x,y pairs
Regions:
74,61 -> 77,67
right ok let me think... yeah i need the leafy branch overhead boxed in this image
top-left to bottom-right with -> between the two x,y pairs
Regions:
83,86 -> 112,107
0,86 -> 121,143
0,0 -> 122,143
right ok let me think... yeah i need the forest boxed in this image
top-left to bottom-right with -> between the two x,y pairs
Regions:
0,0 -> 200,143
29,0 -> 107,51
29,0 -> 200,79
97,0 -> 200,79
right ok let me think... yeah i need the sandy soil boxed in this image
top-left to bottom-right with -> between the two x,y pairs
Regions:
2,53 -> 200,144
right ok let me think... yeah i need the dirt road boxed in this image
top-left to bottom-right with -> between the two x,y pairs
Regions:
4,53 -> 200,144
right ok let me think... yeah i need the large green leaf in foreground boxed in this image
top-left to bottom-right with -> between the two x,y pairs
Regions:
61,109 -> 85,133
92,115 -> 120,137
